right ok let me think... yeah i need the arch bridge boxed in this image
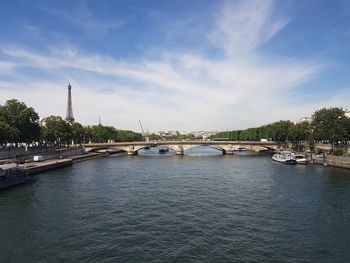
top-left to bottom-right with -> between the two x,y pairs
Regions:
83,141 -> 279,155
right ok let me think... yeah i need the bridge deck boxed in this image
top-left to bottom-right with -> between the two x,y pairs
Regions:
83,141 -> 278,147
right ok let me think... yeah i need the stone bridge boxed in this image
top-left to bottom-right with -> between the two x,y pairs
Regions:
83,141 -> 279,155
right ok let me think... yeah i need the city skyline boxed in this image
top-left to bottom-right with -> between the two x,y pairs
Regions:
0,0 -> 350,131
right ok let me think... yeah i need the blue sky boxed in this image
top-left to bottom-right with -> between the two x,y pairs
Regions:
0,0 -> 349,131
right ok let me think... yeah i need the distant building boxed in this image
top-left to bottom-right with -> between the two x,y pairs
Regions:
345,111 -> 350,118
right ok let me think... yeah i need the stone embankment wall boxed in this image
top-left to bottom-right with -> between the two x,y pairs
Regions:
0,146 -> 60,159
0,146 -> 85,161
324,155 -> 350,169
311,154 -> 350,169
36,147 -> 85,161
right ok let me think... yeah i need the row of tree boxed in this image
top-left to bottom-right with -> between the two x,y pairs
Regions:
212,107 -> 350,151
148,132 -> 202,141
0,99 -> 143,145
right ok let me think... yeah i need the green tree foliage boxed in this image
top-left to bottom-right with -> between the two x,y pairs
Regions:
269,120 -> 295,142
0,99 -> 41,142
116,129 -> 143,142
83,125 -> 143,143
311,107 -> 349,146
85,125 -> 117,143
212,120 -> 305,148
0,121 -> 19,143
71,122 -> 86,144
289,121 -> 311,151
211,107 -> 350,153
148,133 -> 202,141
42,116 -> 73,144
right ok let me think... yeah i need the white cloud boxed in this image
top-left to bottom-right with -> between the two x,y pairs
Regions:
0,61 -> 16,72
211,0 -> 288,57
1,0 -> 348,131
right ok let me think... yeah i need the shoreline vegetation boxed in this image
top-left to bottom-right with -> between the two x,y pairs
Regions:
0,99 -> 143,147
0,98 -> 349,159
211,107 -> 350,156
0,99 -> 350,182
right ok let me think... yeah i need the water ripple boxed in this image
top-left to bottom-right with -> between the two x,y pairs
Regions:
1,153 -> 350,262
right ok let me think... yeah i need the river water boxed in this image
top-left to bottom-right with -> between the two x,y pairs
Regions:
1,147 -> 350,262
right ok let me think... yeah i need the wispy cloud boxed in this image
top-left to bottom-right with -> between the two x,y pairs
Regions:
0,61 -> 16,72
211,0 -> 288,57
0,0 -> 347,131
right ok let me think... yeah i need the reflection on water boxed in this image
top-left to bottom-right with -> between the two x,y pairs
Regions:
1,148 -> 350,262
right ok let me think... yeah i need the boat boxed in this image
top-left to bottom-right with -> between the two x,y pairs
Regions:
0,162 -> 28,190
272,152 -> 297,164
159,148 -> 169,154
292,153 -> 308,165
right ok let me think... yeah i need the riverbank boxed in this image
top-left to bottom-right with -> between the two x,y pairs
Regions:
324,155 -> 350,169
22,152 -> 108,176
24,159 -> 73,176
311,154 -> 350,169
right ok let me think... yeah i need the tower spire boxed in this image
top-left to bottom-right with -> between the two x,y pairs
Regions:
65,82 -> 75,123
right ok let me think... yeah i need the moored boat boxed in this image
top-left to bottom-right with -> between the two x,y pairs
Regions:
0,162 -> 28,190
159,148 -> 169,154
292,153 -> 308,165
272,152 -> 296,164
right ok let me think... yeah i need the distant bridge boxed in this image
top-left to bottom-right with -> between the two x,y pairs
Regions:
83,141 -> 279,155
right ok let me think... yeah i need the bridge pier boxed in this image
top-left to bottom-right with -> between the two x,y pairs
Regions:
176,146 -> 184,155
83,141 -> 279,155
127,146 -> 138,155
222,145 -> 234,155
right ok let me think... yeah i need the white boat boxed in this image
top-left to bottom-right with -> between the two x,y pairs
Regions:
159,148 -> 169,154
272,152 -> 296,164
292,153 -> 308,165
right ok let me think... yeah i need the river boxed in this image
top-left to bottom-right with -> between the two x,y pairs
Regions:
1,147 -> 350,262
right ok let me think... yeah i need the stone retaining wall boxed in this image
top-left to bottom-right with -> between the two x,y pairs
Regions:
0,146 -> 85,161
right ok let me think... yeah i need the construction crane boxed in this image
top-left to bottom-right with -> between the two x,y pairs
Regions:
139,120 -> 149,141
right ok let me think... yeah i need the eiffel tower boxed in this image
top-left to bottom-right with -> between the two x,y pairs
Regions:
65,82 -> 75,123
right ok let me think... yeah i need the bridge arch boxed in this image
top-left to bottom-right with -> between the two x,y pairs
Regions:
83,141 -> 279,156
180,144 -> 225,154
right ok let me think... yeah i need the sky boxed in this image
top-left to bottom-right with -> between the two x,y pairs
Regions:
0,0 -> 350,132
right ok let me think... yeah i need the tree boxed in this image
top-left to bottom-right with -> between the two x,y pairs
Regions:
42,116 -> 73,145
0,121 -> 19,144
269,120 -> 294,142
311,107 -> 349,151
116,129 -> 143,142
0,99 -> 41,142
89,125 -> 117,142
71,122 -> 85,144
289,121 -> 310,151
